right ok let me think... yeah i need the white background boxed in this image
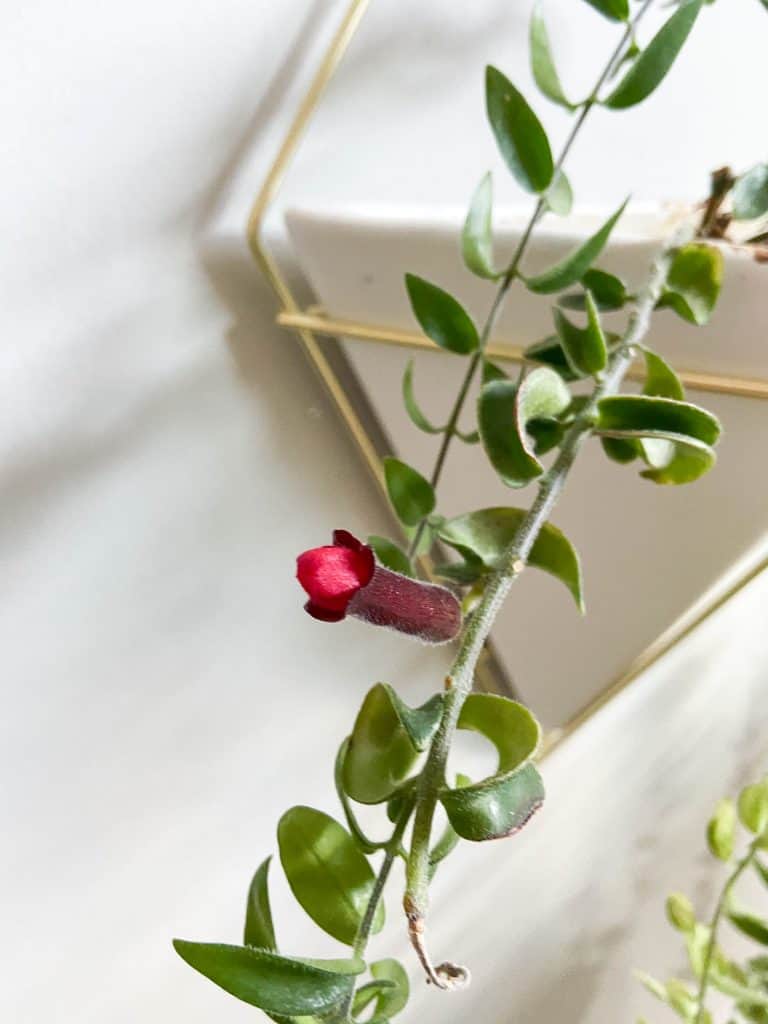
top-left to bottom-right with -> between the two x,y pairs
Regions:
2,1 -> 766,1021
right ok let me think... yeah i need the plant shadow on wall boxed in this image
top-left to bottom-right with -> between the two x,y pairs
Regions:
177,0 -> 768,1021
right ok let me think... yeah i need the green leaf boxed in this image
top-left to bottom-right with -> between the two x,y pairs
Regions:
755,859 -> 768,887
601,436 -> 638,464
728,908 -> 768,947
462,173 -> 499,280
383,457 -> 435,527
482,358 -> 509,384
545,169 -> 574,217
559,268 -> 628,311
733,164 -> 768,221
525,335 -> 583,381
404,274 -> 479,355
643,349 -> 685,400
595,394 -> 720,485
478,369 -> 572,488
277,807 -> 384,945
707,798 -> 736,861
367,535 -> 413,578
440,694 -> 543,841
172,942 -> 363,1016
485,65 -> 554,194
553,291 -> 608,376
367,959 -> 410,1019
244,858 -> 276,951
738,780 -> 768,835
342,684 -> 443,804
401,361 -> 443,436
530,5 -> 576,111
583,0 -> 629,21
524,200 -> 629,294
604,0 -> 704,109
438,507 -> 584,610
666,892 -> 696,933
657,243 -> 723,326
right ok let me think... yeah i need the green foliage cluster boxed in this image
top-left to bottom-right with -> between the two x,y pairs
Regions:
173,0 -> 766,1018
638,779 -> 768,1024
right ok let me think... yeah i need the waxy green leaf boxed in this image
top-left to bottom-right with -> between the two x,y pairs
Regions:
667,892 -> 696,933
367,535 -> 413,578
583,0 -> 629,21
643,349 -> 685,401
524,200 -> 628,294
657,243 -> 723,326
244,858 -> 276,951
404,274 -> 479,354
604,0 -> 704,109
440,694 -> 544,841
595,394 -> 720,485
545,169 -> 574,217
342,684 -> 443,804
462,173 -> 499,279
482,358 -> 509,384
707,798 -> 736,861
277,807 -> 384,945
559,268 -> 628,311
738,780 -> 768,836
486,65 -> 554,194
554,291 -> 608,376
727,908 -> 768,947
478,369 -> 572,488
525,335 -> 583,381
355,960 -> 410,1019
439,507 -> 584,610
530,5 -> 576,111
733,163 -> 768,221
172,942 -> 363,1016
383,457 -> 435,527
402,361 -> 443,436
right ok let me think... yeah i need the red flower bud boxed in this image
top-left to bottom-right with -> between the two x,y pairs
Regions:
296,530 -> 461,645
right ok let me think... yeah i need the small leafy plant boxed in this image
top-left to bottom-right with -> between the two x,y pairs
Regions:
173,1 -> 765,1020
638,778 -> 768,1024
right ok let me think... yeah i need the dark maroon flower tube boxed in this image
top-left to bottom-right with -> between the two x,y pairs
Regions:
296,529 -> 461,645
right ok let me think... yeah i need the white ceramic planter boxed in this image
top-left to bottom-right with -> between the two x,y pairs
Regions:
286,204 -> 768,727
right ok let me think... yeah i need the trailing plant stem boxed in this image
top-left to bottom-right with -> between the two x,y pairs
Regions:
693,838 -> 762,1024
406,0 -> 654,561
404,222 -> 694,986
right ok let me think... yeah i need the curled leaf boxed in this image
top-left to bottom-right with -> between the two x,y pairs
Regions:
478,368 -> 572,488
530,5 -> 576,111
559,268 -> 628,311
244,858 -> 277,951
402,361 -> 443,435
462,173 -> 499,279
438,507 -> 584,610
343,684 -> 443,804
485,65 -> 554,194
553,290 -> 608,376
439,694 -> 544,841
657,243 -> 723,326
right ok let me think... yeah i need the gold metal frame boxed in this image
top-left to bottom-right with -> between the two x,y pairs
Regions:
246,0 -> 768,747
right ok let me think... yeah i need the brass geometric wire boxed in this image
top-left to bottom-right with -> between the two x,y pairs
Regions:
245,0 -> 768,754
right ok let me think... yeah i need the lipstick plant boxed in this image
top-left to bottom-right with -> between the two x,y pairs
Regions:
172,0 -> 766,1019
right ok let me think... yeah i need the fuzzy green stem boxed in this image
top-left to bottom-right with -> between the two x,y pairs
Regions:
404,222 -> 694,987
693,837 -> 762,1024
406,0 -> 654,562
